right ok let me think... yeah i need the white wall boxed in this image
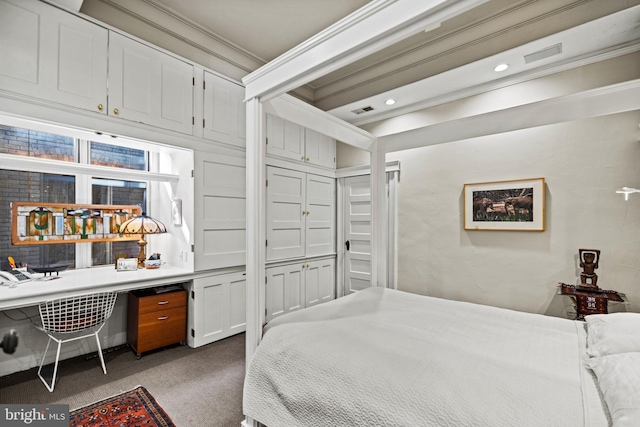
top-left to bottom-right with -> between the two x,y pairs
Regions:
386,112 -> 640,316
355,54 -> 640,316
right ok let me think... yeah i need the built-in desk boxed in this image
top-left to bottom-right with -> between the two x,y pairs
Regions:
0,265 -> 194,310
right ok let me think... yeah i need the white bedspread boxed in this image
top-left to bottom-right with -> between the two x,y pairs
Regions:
243,287 -> 610,427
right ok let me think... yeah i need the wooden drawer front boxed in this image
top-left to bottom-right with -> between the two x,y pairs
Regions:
138,291 -> 186,314
136,307 -> 186,354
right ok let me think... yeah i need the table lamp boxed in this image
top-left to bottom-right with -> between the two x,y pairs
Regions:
119,213 -> 167,268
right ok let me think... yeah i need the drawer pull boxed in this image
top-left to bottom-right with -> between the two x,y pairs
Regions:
157,301 -> 169,305
157,316 -> 169,321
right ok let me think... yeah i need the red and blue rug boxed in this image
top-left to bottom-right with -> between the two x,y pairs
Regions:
70,386 -> 175,427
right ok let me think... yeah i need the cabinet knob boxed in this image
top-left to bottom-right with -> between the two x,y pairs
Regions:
301,156 -> 305,161
157,316 -> 169,321
306,211 -> 310,215
113,108 -> 119,115
306,157 -> 310,162
97,104 -> 103,111
306,264 -> 310,268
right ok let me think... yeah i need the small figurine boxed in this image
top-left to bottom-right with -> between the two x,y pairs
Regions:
579,249 -> 600,290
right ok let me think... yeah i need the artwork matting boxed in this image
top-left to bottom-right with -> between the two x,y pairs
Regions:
464,178 -> 545,231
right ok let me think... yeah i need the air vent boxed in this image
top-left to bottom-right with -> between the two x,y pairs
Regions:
351,106 -> 375,115
524,43 -> 562,64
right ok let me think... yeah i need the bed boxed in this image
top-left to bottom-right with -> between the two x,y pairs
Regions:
244,287 -> 640,427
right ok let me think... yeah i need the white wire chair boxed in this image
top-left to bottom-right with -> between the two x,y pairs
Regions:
37,292 -> 118,392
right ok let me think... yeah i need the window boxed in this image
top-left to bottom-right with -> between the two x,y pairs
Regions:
0,170 -> 76,270
0,123 -> 158,270
91,178 -> 147,266
90,142 -> 147,170
0,125 -> 75,161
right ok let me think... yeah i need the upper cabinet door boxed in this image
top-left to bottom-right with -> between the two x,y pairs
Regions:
0,0 -> 107,114
266,114 -> 305,163
203,72 -> 246,148
108,32 -> 194,135
305,128 -> 336,169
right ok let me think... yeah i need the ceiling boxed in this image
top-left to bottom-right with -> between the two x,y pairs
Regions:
90,0 -> 640,125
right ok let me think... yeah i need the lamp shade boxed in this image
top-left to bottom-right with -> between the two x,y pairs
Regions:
119,214 -> 166,235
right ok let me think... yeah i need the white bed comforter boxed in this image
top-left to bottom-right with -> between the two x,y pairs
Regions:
243,287 -> 610,427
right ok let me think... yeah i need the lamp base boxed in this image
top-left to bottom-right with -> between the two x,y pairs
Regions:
137,237 -> 147,269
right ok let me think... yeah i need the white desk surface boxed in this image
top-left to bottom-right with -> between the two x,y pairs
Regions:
0,264 -> 194,310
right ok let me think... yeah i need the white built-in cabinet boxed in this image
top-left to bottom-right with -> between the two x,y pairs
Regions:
0,0 -> 196,136
187,271 -> 246,347
266,166 -> 335,261
266,114 -> 336,169
194,152 -> 246,271
0,0 -> 108,113
108,32 -> 194,135
203,71 -> 246,148
265,258 -> 335,322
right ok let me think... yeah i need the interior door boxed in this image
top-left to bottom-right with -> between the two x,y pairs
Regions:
266,167 -> 306,261
343,175 -> 372,294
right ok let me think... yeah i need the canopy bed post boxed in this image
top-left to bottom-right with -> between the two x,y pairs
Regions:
371,138 -> 388,287
245,97 -> 266,368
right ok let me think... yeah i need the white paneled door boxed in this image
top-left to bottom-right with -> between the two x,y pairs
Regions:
343,175 -> 372,294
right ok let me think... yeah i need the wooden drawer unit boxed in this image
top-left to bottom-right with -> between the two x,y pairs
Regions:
127,288 -> 187,358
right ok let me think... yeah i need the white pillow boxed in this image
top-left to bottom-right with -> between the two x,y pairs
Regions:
587,352 -> 640,427
585,313 -> 640,357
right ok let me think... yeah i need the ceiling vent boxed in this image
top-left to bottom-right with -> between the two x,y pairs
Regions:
351,106 -> 375,115
524,43 -> 562,64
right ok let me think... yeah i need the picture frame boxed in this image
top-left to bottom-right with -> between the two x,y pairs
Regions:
464,178 -> 545,231
116,258 -> 138,272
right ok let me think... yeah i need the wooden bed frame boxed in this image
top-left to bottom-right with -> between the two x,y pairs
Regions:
241,1 -> 640,425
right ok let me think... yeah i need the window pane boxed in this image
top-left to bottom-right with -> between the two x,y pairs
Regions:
90,142 -> 147,171
0,125 -> 75,161
0,170 -> 76,270
91,178 -> 146,266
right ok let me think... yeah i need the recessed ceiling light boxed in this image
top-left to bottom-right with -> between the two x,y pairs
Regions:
385,98 -> 396,105
494,63 -> 509,72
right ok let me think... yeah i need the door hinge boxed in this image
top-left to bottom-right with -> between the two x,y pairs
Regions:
203,119 -> 206,128
191,290 -> 195,299
191,170 -> 194,178
266,240 -> 268,246
266,137 -> 268,145
191,244 -> 194,252
334,157 -> 336,163
192,116 -> 194,125
192,77 -> 195,86
266,179 -> 268,187
203,81 -> 206,90
191,329 -> 195,337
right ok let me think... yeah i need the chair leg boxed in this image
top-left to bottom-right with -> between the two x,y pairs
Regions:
38,337 -> 61,392
94,332 -> 107,375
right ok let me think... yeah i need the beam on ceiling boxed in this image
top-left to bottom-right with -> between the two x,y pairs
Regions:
242,0 -> 490,103
381,79 -> 640,152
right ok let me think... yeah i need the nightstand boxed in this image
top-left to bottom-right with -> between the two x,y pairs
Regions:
127,287 -> 187,358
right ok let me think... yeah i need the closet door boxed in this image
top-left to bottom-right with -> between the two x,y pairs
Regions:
265,114 -> 305,162
108,31 -> 194,134
266,167 -> 306,261
305,258 -> 335,307
203,71 -> 246,148
0,0 -> 108,113
265,263 -> 305,322
343,174 -> 372,294
305,128 -> 336,169
305,173 -> 335,257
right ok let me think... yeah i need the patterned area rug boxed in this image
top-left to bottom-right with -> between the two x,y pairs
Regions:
70,386 -> 175,427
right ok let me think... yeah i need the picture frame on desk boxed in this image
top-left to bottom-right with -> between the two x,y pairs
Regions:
117,258 -> 138,272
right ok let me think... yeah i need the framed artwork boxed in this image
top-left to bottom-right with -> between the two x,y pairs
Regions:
463,178 -> 545,231
11,202 -> 142,245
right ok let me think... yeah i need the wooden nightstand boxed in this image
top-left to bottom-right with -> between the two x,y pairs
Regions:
127,287 -> 187,358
